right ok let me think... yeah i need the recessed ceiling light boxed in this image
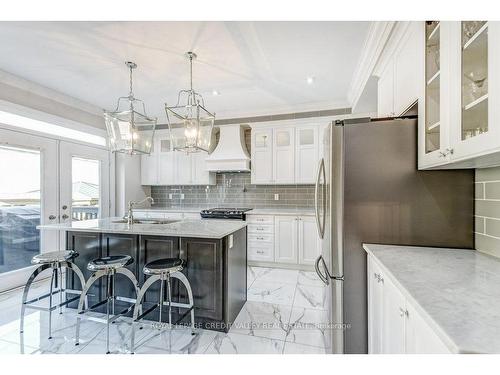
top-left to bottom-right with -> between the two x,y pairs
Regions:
306,77 -> 315,84
212,90 -> 220,96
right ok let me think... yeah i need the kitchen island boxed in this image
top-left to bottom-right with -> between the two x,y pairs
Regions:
38,218 -> 247,332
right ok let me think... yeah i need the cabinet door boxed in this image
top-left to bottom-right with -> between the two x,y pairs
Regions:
251,129 -> 273,184
381,275 -> 406,353
141,138 -> 158,185
298,216 -> 320,265
273,128 -> 295,184
274,215 -> 298,264
405,301 -> 451,353
419,21 -> 451,169
377,60 -> 395,117
449,21 -> 500,162
191,151 -> 215,185
367,257 -> 384,354
394,23 -> 421,115
158,136 -> 175,185
175,151 -> 192,184
295,126 -> 319,184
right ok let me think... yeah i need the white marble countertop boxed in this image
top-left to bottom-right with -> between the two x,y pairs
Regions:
363,243 -> 500,354
38,217 -> 247,239
135,207 -> 315,216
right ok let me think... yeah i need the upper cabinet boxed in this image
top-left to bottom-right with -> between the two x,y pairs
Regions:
140,129 -> 216,186
250,121 -> 323,185
419,21 -> 500,169
376,22 -> 422,118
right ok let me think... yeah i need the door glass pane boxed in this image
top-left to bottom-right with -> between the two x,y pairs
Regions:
462,21 -> 488,140
425,21 -> 441,153
71,157 -> 100,221
0,145 -> 40,274
276,131 -> 290,147
299,129 -> 314,145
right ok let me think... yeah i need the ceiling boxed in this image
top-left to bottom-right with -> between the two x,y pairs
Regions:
0,21 -> 371,120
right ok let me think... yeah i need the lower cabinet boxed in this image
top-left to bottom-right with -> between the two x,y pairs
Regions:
367,255 -> 451,354
247,214 -> 320,267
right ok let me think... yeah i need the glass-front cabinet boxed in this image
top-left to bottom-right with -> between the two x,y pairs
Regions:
419,21 -> 500,169
461,21 -> 488,141
424,21 -> 441,154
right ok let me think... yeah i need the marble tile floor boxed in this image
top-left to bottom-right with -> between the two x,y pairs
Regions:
0,267 -> 328,354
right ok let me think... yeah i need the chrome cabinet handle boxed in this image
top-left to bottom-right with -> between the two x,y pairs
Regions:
315,255 -> 329,286
399,307 -> 408,317
62,214 -> 69,220
48,215 -> 56,220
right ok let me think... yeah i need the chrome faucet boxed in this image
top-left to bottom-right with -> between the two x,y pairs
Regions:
125,196 -> 154,225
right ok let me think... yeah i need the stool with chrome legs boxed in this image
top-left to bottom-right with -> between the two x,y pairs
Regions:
130,258 -> 195,353
20,250 -> 87,340
75,255 -> 140,354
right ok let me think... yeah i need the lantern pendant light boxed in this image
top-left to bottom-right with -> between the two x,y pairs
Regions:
104,61 -> 157,155
165,52 -> 215,153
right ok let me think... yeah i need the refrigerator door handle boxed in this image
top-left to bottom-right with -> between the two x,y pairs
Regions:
314,255 -> 329,285
314,158 -> 325,239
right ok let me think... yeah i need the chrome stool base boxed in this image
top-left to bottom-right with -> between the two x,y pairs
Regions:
130,262 -> 195,354
75,266 -> 140,354
20,255 -> 87,340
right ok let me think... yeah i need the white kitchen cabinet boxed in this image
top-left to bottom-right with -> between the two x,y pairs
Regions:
297,216 -> 321,265
251,128 -> 273,184
419,21 -> 500,169
367,257 -> 383,354
251,122 -> 322,185
141,138 -> 159,185
367,254 -> 452,354
158,136 -> 175,185
377,22 -> 423,118
295,126 -> 320,184
274,215 -> 298,264
405,300 -> 451,354
377,60 -> 395,117
273,127 -> 295,183
141,130 -> 215,185
381,274 -> 406,354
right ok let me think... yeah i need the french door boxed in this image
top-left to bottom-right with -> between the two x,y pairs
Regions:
0,128 -> 59,290
0,129 -> 111,292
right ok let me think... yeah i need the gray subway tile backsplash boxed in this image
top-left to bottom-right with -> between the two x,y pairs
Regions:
151,172 -> 315,209
475,167 -> 500,257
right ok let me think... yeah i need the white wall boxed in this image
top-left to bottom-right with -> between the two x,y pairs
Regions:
115,153 -> 151,217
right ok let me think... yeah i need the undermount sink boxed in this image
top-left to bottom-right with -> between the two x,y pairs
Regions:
112,219 -> 180,225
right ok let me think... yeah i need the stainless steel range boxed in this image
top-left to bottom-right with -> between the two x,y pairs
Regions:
200,208 -> 253,220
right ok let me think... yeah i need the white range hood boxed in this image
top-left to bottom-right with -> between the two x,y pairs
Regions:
205,124 -> 251,172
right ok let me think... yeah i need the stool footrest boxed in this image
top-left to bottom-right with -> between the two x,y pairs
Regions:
24,295 -> 81,312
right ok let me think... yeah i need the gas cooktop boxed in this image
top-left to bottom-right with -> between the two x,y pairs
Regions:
200,208 -> 253,220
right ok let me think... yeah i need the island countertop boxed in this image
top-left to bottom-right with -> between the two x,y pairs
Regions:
38,217 -> 247,239
364,243 -> 500,354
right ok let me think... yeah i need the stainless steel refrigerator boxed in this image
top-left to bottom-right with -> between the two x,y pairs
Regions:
313,116 -> 474,354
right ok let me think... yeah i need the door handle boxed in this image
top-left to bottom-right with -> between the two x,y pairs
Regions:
62,214 -> 69,220
314,158 -> 325,239
315,255 -> 329,286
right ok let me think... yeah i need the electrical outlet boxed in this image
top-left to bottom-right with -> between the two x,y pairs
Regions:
168,193 -> 173,199
274,194 -> 279,201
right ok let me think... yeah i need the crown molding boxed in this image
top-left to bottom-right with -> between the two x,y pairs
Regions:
347,21 -> 396,110
0,68 -> 102,117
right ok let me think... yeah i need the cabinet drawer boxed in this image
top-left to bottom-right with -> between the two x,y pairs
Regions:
246,215 -> 274,225
248,242 -> 274,261
248,233 -> 274,243
247,224 -> 274,234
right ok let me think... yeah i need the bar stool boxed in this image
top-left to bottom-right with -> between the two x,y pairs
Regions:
130,258 -> 195,353
75,255 -> 140,354
20,250 -> 87,339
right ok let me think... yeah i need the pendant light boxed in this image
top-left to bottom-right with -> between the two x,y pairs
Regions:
165,52 -> 215,153
104,61 -> 157,155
